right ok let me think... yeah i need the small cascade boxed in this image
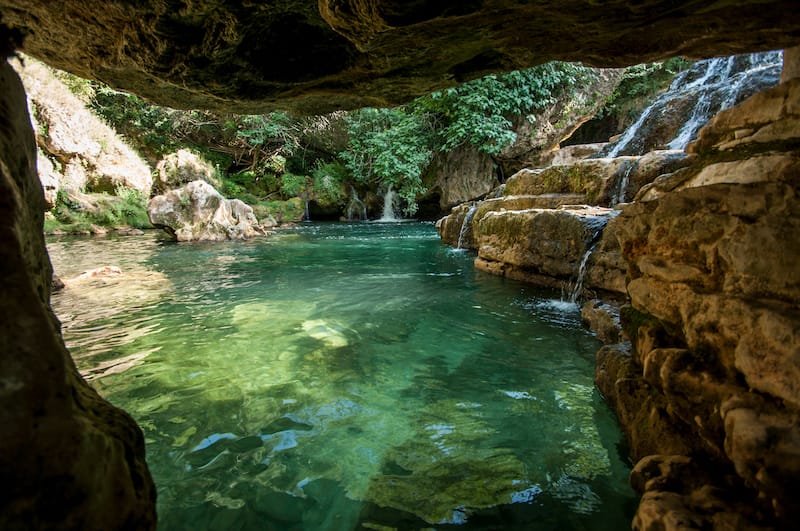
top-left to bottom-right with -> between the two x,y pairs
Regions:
456,204 -> 479,249
605,51 -> 782,157
303,199 -> 310,222
345,187 -> 367,221
378,185 -> 401,222
612,160 -> 637,206
568,242 -> 599,303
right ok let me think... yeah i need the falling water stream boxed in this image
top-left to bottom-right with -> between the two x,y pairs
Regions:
48,223 -> 636,530
606,51 -> 782,157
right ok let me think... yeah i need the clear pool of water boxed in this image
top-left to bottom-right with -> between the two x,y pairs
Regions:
48,222 -> 635,530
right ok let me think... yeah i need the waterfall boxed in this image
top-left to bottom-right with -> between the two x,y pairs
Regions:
605,51 -> 782,157
456,204 -> 479,250
379,185 -> 401,222
612,160 -> 637,206
303,199 -> 310,222
568,242 -> 598,303
345,187 -> 367,221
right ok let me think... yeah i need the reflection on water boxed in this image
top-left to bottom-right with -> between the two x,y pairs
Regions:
48,223 -> 636,530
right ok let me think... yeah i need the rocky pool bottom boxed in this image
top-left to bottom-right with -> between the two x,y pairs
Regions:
48,222 -> 636,530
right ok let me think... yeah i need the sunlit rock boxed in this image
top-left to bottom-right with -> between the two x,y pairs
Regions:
154,149 -> 222,196
12,55 -> 153,196
474,206 -> 616,290
148,180 -> 267,241
605,61 -> 800,527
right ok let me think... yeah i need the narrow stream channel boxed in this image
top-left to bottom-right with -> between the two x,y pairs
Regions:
48,222 -> 636,530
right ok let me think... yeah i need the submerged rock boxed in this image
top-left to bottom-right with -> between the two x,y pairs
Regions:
148,180 -> 267,241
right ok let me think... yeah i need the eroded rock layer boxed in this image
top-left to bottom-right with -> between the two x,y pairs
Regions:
596,57 -> 800,529
2,1 -> 800,112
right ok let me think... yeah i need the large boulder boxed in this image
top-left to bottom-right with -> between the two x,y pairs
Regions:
153,149 -> 221,196
474,206 -> 616,291
0,58 -> 156,530
148,180 -> 266,241
2,1 -> 799,113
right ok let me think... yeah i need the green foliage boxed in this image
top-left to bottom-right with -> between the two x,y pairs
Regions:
253,198 -> 305,224
237,112 -> 300,161
597,57 -> 693,123
46,187 -> 151,233
91,85 -> 181,157
419,62 -> 595,155
338,62 -> 595,214
340,107 -> 433,215
279,173 -> 308,198
310,161 -> 347,207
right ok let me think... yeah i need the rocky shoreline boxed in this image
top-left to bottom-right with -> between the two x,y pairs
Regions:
436,49 -> 799,529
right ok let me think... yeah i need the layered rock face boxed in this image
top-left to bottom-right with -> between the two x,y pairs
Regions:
0,59 -> 156,530
436,150 -> 688,297
421,67 -> 623,214
149,180 -> 266,241
595,54 -> 800,529
2,1 -> 799,113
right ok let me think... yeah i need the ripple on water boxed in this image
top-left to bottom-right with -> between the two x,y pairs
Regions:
47,225 -> 635,530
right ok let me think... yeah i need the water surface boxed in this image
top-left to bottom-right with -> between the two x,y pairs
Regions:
48,222 -> 635,530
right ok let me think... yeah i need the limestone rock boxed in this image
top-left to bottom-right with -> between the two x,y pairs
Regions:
148,180 -> 266,241
606,67 -> 800,528
630,455 -> 773,531
496,68 -> 624,172
581,300 -> 624,344
0,59 -> 156,530
584,214 -> 627,296
504,158 -> 637,206
474,206 -> 615,289
604,52 -> 783,156
423,145 -> 498,211
548,143 -> 609,166
436,194 -> 586,249
154,149 -> 221,196
2,1 -> 799,113
12,55 -> 152,196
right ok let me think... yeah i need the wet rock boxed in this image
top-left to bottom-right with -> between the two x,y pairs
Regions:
581,300 -> 623,344
148,180 -> 267,241
584,214 -> 627,296
604,53 -> 783,157
503,159 -> 635,205
548,142 -> 609,166
607,63 -> 800,528
474,206 -> 615,289
436,194 -> 587,249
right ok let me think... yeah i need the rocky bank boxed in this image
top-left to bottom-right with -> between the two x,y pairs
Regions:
437,49 -> 800,529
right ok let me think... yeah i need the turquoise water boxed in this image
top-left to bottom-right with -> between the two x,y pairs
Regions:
48,222 -> 635,530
